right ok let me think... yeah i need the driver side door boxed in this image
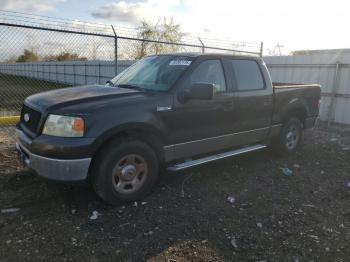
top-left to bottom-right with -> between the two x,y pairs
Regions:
168,58 -> 235,160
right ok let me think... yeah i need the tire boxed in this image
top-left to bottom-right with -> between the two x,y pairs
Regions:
271,117 -> 302,156
91,139 -> 159,205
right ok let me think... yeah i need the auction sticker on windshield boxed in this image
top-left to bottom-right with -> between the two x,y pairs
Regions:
169,58 -> 192,66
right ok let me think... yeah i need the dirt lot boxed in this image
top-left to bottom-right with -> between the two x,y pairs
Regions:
0,125 -> 349,262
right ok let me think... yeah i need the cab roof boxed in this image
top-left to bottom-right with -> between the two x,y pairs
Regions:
155,52 -> 261,60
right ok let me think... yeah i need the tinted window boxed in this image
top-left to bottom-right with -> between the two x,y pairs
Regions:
231,60 -> 264,90
187,60 -> 226,92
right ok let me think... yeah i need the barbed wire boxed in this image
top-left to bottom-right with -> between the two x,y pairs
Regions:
0,10 -> 262,53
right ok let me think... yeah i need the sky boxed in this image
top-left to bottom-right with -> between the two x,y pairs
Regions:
0,0 -> 349,54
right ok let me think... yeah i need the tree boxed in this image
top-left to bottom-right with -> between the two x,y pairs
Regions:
55,52 -> 87,61
133,17 -> 184,59
16,49 -> 38,62
43,52 -> 87,61
135,20 -> 154,59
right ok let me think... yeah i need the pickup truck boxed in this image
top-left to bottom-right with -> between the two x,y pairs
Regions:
16,53 -> 321,204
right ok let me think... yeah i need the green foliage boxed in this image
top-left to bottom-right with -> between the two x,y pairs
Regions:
16,49 -> 87,62
16,49 -> 38,62
44,52 -> 87,61
134,17 -> 184,59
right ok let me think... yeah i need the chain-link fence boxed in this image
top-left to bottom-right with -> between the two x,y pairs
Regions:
0,11 -> 262,148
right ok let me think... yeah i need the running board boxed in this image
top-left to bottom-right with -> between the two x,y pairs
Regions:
166,144 -> 266,172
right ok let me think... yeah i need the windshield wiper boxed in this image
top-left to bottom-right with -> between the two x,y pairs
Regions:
105,80 -> 115,87
116,84 -> 147,91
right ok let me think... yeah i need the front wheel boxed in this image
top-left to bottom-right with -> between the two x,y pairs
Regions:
271,117 -> 302,155
91,140 -> 159,205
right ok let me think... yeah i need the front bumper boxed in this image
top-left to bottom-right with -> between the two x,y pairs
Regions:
16,141 -> 91,182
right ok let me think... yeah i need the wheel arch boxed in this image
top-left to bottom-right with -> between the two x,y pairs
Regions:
90,123 -> 166,172
280,99 -> 309,128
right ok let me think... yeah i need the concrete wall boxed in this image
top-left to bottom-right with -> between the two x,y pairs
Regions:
0,60 -> 134,85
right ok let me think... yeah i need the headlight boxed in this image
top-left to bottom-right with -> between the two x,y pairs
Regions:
42,114 -> 84,137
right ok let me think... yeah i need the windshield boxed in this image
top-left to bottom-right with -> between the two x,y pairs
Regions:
110,55 -> 194,91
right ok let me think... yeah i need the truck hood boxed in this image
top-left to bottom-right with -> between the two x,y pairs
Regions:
25,85 -> 141,112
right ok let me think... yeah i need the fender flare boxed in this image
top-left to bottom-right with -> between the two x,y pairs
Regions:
91,122 -> 166,160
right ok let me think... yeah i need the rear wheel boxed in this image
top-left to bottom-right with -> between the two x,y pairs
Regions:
91,140 -> 159,205
271,117 -> 302,155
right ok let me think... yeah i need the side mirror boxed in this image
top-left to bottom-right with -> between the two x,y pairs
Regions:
181,83 -> 214,102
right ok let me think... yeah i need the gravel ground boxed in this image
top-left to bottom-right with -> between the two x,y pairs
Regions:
0,126 -> 349,262
0,127 -> 16,151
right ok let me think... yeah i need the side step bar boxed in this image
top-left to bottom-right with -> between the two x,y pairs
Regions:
166,144 -> 266,172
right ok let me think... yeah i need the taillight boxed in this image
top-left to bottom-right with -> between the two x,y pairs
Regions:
318,98 -> 321,110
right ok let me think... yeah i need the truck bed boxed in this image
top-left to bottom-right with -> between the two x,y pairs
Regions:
272,82 -> 321,125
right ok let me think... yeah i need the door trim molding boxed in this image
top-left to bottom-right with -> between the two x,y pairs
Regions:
164,126 -> 271,162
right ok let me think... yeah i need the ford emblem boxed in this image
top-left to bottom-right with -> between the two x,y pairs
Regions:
24,113 -> 30,122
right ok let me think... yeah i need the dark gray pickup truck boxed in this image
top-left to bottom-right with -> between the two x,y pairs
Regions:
16,53 -> 321,204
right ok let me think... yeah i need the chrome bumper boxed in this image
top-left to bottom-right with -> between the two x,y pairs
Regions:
16,142 -> 91,182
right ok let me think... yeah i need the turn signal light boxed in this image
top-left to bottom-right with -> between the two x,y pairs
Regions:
73,118 -> 85,133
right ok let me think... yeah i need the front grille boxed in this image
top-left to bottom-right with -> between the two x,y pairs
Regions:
20,104 -> 42,134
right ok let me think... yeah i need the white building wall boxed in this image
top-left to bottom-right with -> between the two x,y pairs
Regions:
264,49 -> 350,124
0,60 -> 134,86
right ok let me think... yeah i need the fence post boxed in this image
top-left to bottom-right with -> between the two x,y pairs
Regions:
327,62 -> 340,126
64,63 -> 66,84
111,25 -> 118,76
98,63 -> 101,84
73,64 -> 76,85
198,37 -> 205,54
55,63 -> 58,83
84,63 -> 87,85
260,42 -> 264,57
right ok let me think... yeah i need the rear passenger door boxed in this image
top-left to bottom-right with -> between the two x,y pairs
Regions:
227,59 -> 273,145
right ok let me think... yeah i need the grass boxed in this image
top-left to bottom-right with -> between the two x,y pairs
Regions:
0,74 -> 70,114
